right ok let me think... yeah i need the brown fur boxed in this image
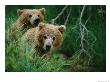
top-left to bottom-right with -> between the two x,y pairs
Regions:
22,23 -> 65,59
11,8 -> 46,33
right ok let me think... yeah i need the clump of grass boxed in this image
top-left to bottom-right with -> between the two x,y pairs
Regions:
5,27 -> 68,72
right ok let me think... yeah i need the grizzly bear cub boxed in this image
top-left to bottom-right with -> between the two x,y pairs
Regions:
22,23 -> 66,59
8,8 -> 46,40
11,8 -> 46,34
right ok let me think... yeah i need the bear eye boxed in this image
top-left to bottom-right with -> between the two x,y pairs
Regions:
53,36 -> 55,40
37,15 -> 40,17
29,15 -> 32,18
44,35 -> 47,39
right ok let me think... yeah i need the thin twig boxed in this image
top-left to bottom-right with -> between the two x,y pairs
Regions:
79,5 -> 86,54
85,15 -> 91,25
51,5 -> 69,24
79,5 -> 85,21
64,6 -> 72,26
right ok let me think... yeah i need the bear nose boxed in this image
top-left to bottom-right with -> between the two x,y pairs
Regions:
33,18 -> 40,25
46,45 -> 51,50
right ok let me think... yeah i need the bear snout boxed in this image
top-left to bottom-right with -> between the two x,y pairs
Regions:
30,16 -> 40,26
46,45 -> 51,51
33,18 -> 40,25
43,38 -> 53,51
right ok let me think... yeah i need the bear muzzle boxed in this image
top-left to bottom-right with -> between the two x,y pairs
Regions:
46,45 -> 51,51
30,16 -> 40,26
33,18 -> 40,26
43,38 -> 53,52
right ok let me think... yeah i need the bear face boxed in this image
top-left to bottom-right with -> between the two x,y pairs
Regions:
17,8 -> 46,27
35,23 -> 65,53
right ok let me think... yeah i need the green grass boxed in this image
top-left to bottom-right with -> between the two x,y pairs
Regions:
5,15 -> 69,72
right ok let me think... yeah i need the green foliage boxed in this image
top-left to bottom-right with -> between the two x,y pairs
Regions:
6,33 -> 67,72
5,5 -> 106,72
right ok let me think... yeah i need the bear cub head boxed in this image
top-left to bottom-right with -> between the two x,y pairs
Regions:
17,8 -> 46,27
36,23 -> 66,52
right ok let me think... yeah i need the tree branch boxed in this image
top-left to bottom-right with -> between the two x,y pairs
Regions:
74,5 -> 97,65
51,5 -> 69,24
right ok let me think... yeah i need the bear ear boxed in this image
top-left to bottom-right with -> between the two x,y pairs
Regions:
39,8 -> 46,15
58,25 -> 66,34
38,22 -> 45,30
17,9 -> 25,16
